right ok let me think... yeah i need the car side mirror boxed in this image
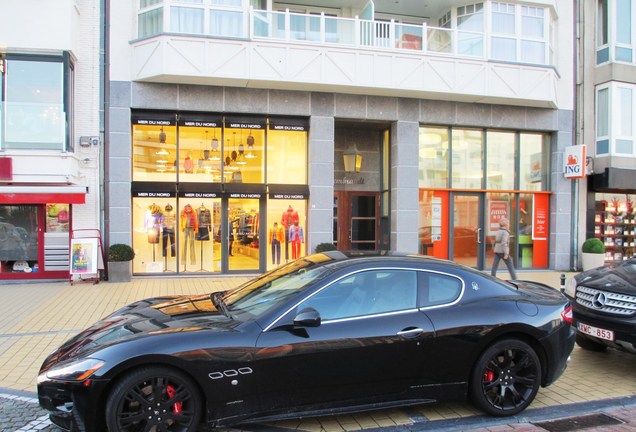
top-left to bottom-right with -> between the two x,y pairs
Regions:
293,307 -> 321,328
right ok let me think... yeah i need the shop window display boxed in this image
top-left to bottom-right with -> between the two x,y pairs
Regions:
267,124 -> 308,184
228,198 -> 260,272
132,117 -> 178,182
593,193 -> 636,262
177,120 -> 224,183
266,199 -> 306,271
224,120 -> 265,184
0,205 -> 38,273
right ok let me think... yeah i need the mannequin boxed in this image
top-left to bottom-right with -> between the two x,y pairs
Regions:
289,221 -> 304,260
180,204 -> 198,265
145,203 -> 162,244
281,205 -> 299,262
162,203 -> 176,257
196,204 -> 211,241
269,222 -> 285,265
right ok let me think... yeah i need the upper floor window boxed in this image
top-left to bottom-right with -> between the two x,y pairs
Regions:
597,0 -> 634,64
596,83 -> 636,157
0,54 -> 73,151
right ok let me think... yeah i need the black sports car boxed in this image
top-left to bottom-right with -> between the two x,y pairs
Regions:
564,258 -> 636,354
38,251 -> 575,431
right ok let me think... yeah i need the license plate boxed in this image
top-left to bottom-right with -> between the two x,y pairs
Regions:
577,322 -> 614,341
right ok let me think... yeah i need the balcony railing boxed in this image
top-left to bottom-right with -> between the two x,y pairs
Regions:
137,3 -> 551,67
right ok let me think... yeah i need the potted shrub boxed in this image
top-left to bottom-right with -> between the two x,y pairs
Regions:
581,238 -> 606,271
108,243 -> 135,282
315,242 -> 337,253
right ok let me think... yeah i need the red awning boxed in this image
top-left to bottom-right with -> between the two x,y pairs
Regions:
0,186 -> 87,204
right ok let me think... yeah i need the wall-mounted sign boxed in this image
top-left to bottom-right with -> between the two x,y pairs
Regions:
488,201 -> 509,235
563,145 -> 587,179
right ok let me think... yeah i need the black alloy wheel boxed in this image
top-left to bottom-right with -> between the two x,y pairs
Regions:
105,366 -> 202,432
469,339 -> 541,416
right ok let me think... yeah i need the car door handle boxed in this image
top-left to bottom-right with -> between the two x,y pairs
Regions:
397,328 -> 424,338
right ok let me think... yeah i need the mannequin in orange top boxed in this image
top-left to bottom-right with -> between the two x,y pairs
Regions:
180,204 -> 198,265
269,222 -> 285,265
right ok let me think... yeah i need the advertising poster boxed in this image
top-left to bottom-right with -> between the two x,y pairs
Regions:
70,238 -> 98,275
488,201 -> 509,235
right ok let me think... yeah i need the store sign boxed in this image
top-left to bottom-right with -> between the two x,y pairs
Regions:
563,145 -> 587,179
270,193 -> 307,200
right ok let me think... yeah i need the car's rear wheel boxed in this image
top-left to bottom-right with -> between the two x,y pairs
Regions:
105,366 -> 202,432
575,333 -> 608,352
469,339 -> 541,416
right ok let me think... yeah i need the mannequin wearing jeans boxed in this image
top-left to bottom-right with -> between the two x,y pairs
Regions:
491,217 -> 517,279
180,204 -> 198,265
269,222 -> 284,265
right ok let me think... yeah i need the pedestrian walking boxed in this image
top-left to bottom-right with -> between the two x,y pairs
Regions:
491,217 -> 517,279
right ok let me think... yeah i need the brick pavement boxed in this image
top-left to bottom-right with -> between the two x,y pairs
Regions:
1,271 -> 635,431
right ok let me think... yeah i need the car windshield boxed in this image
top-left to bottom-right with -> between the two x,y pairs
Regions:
223,253 -> 335,319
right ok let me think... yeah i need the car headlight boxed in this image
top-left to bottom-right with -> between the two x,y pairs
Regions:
41,358 -> 105,382
564,277 -> 577,299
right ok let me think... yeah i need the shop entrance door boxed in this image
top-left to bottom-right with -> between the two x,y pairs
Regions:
334,192 -> 379,251
451,193 -> 485,268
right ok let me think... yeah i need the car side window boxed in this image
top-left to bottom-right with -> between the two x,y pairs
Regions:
297,270 -> 418,320
418,272 -> 462,308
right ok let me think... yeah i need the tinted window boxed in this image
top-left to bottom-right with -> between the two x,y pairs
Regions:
418,272 -> 462,307
298,269 -> 418,320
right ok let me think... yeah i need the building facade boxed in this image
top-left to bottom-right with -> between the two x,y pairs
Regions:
0,0 -> 102,280
106,0 -> 576,276
578,0 -> 636,265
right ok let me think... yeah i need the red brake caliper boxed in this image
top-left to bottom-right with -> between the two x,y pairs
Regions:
483,370 -> 495,382
166,384 -> 183,414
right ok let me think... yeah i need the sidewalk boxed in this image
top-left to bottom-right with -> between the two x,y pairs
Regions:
1,270 -> 635,431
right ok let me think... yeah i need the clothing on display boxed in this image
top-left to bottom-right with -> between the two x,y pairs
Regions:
145,204 -> 163,244
289,222 -> 304,260
281,206 -> 299,261
162,203 -> 176,257
269,222 -> 285,265
180,204 -> 198,265
196,204 -> 212,241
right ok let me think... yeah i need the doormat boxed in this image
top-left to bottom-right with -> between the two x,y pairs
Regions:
533,413 -> 623,432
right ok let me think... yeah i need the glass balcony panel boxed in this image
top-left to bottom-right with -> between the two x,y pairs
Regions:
521,40 -> 545,64
427,27 -> 453,54
209,9 -> 245,37
491,36 -> 516,61
395,23 -> 423,50
171,6 -> 204,34
458,31 -> 483,57
139,7 -> 163,38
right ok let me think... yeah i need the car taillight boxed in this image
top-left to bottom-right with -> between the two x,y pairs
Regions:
561,304 -> 573,324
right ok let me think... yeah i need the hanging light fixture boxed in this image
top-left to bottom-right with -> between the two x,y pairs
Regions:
159,127 -> 166,143
211,129 -> 219,152
245,132 -> 256,159
343,144 -> 363,173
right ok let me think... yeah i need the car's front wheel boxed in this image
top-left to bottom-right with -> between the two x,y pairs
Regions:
105,366 -> 202,432
469,339 -> 541,416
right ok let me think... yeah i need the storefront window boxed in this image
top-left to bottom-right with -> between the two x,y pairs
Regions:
178,116 -> 223,183
519,133 -> 549,190
419,126 -> 449,188
266,199 -> 307,271
228,198 -> 260,272
132,115 -> 178,182
592,193 -> 636,262
224,117 -> 266,184
0,205 -> 38,273
267,119 -> 308,184
451,128 -> 483,189
486,131 -> 515,190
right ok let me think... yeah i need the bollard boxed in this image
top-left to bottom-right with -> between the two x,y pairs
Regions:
560,273 -> 566,292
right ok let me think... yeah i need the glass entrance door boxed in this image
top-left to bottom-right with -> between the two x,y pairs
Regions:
451,193 -> 484,268
334,192 -> 379,251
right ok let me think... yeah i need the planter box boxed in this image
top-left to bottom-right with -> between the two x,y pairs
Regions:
581,252 -> 605,272
108,261 -> 132,282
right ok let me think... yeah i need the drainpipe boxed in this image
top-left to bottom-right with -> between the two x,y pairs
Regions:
100,0 -> 110,249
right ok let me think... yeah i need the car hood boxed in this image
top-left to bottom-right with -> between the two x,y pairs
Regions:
576,260 -> 636,295
43,294 -> 235,365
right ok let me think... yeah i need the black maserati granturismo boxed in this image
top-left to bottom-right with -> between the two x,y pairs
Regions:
38,251 -> 575,431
